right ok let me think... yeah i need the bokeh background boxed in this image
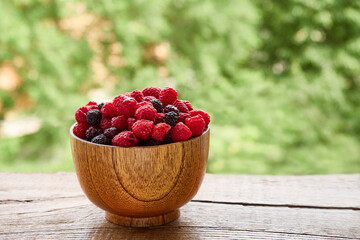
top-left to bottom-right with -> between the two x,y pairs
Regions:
1,0 -> 360,174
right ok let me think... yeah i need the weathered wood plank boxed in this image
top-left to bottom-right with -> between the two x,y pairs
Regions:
1,194 -> 359,239
0,173 -> 82,201
1,173 -> 359,239
1,228 -> 355,240
1,173 -> 359,208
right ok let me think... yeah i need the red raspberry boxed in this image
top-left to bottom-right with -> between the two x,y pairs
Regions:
135,105 -> 157,121
73,122 -> 89,139
142,87 -> 161,98
86,104 -> 99,111
189,110 -> 210,126
155,113 -> 164,123
101,102 -> 116,118
79,106 -> 89,112
75,104 -> 98,124
132,120 -> 154,140
171,122 -> 192,142
177,112 -> 190,123
100,117 -> 112,131
86,101 -> 98,106
127,117 -> 136,130
185,115 -> 206,137
79,105 -> 99,114
113,95 -> 127,103
173,100 -> 189,113
113,96 -> 137,117
135,101 -> 152,111
183,101 -> 193,111
75,107 -> 87,124
159,87 -> 178,106
112,131 -> 139,147
152,123 -> 171,141
130,90 -> 144,102
124,92 -> 132,97
144,96 -> 156,101
111,115 -> 127,131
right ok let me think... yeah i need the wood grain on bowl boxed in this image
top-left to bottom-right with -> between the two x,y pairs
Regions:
70,124 -> 210,227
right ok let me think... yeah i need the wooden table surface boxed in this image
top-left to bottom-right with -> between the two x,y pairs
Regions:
0,173 -> 359,239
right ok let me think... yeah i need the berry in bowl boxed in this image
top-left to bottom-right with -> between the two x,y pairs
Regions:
70,87 -> 210,227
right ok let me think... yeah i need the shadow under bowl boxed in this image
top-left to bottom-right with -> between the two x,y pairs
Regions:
70,123 -> 210,227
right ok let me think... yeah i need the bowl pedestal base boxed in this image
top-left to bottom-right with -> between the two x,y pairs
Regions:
105,209 -> 180,227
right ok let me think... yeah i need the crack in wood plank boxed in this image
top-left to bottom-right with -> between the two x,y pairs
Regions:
163,226 -> 360,240
191,199 -> 360,211
0,195 -> 84,204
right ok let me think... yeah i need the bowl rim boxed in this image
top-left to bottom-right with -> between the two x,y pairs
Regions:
70,122 -> 210,148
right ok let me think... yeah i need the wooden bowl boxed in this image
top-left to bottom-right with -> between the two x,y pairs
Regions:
70,123 -> 210,227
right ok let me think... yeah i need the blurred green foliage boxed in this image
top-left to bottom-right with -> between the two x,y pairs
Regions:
0,0 -> 359,174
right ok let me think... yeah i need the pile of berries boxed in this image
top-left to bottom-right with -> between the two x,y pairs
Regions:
73,87 -> 210,147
